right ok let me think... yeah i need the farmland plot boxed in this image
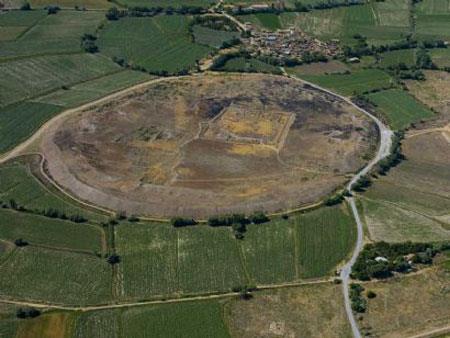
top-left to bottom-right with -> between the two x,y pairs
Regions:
0,11 -> 104,59
366,89 -> 434,129
0,246 -> 112,305
98,15 -> 212,73
0,10 -> 47,41
416,0 -> 450,40
192,25 -> 239,48
296,68 -> 394,96
114,0 -> 215,8
0,161 -> 106,222
220,56 -> 282,74
72,310 -> 120,338
0,53 -> 120,107
0,209 -> 104,252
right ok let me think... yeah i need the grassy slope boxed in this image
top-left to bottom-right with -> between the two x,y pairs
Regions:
192,25 -> 239,48
366,89 -> 434,129
98,15 -> 212,73
220,57 -> 282,74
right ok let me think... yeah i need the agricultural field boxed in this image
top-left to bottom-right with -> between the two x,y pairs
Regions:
115,205 -> 355,300
0,10 -> 104,60
406,70 -> 450,115
360,129 -> 450,242
113,0 -> 215,8
0,53 -> 120,107
415,0 -> 450,41
0,246 -> 112,305
219,56 -> 282,73
0,303 -> 21,338
377,49 -> 417,68
97,15 -> 212,73
286,60 -> 349,76
366,89 -> 434,130
72,300 -> 230,338
192,25 -> 239,48
0,101 -> 62,154
359,267 -> 450,337
0,10 -> 47,41
15,311 -> 73,338
237,12 -> 281,31
291,68 -> 394,96
279,0 -> 411,45
225,282 -> 352,337
430,48 -> 450,68
0,209 -> 104,252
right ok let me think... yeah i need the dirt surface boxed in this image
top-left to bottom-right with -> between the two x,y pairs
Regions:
40,73 -> 375,217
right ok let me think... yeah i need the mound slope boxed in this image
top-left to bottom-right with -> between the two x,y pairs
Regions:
41,74 -> 375,217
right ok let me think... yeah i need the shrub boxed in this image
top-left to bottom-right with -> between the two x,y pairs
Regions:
20,2 -> 31,10
367,290 -> 376,299
107,254 -> 121,265
171,217 -> 197,227
249,211 -> 269,224
14,238 -> 28,247
16,308 -> 41,319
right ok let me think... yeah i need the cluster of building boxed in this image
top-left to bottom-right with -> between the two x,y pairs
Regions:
241,25 -> 341,62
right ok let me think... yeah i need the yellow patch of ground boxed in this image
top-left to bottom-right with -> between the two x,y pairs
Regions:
235,185 -> 266,197
227,143 -> 274,157
16,312 -> 71,338
147,140 -> 178,152
145,163 -> 168,184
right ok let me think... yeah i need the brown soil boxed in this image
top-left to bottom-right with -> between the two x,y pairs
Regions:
40,73 -> 375,218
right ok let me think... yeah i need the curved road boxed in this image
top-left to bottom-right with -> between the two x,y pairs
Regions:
284,70 -> 393,338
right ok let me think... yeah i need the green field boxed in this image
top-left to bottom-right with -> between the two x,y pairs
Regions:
220,56 -> 282,74
192,25 -> 239,48
237,13 -> 281,31
279,0 -> 411,45
0,246 -> 112,304
98,15 -> 212,73
116,205 -> 355,300
378,49 -> 417,68
0,101 -> 62,154
73,300 -> 229,338
113,0 -> 215,8
366,89 -> 434,129
0,10 -> 104,60
0,209 -> 104,252
29,0 -> 112,9
416,0 -> 450,40
0,10 -> 47,41
293,68 -> 394,96
0,53 -> 120,107
34,70 -> 154,107
430,48 -> 450,68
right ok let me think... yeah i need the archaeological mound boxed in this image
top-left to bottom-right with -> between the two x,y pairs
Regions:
41,74 -> 376,218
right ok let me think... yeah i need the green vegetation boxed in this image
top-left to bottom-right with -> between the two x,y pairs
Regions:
430,48 -> 450,68
73,300 -> 229,338
0,53 -> 120,107
113,0 -> 214,8
0,246 -> 111,304
378,49 -> 416,68
0,10 -> 104,60
350,283 -> 366,313
0,102 -> 61,154
297,68 -> 394,96
366,89 -> 434,129
0,209 -> 103,252
192,25 -> 239,48
98,15 -> 212,74
416,0 -> 450,41
35,70 -> 153,107
252,13 -> 281,30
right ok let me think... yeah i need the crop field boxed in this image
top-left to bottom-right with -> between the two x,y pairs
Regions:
0,53 -> 120,107
0,101 -> 62,154
360,268 -> 450,337
15,311 -> 73,338
0,10 -> 47,41
0,304 -> 20,338
116,205 -> 355,300
73,300 -> 229,338
237,13 -> 281,31
286,60 -> 349,76
366,89 -> 434,130
0,209 -> 104,252
29,0 -> 112,9
416,0 -> 450,40
279,0 -> 410,45
116,223 -> 247,299
377,49 -> 416,68
0,10 -> 104,60
98,16 -> 212,73
360,130 -> 450,242
0,160 -> 106,222
295,68 -> 394,96
0,246 -> 112,304
430,48 -> 450,68
192,25 -> 239,48
35,70 -> 154,107
226,283 -> 351,337
114,0 -> 215,8
219,56 -> 281,74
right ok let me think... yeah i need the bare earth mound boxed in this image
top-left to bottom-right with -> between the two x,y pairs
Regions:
41,73 -> 375,217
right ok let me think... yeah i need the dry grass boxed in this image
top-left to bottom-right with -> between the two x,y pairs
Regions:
16,312 -> 72,338
225,283 -> 352,338
360,268 -> 450,338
